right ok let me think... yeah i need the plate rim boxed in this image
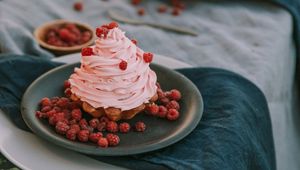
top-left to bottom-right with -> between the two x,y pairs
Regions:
21,62 -> 203,156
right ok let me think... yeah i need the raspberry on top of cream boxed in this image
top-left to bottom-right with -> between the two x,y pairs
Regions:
68,22 -> 157,111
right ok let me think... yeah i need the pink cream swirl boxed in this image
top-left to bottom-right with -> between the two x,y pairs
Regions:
68,27 -> 157,111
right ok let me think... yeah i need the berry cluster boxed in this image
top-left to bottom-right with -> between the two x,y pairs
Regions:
45,23 -> 92,47
145,83 -> 181,121
131,0 -> 185,16
95,21 -> 118,39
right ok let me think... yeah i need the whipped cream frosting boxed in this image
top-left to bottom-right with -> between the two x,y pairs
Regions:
68,27 -> 157,111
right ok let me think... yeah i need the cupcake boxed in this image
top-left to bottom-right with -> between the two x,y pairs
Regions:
68,22 -> 158,121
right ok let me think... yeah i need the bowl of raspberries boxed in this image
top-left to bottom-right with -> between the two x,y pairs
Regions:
34,19 -> 95,55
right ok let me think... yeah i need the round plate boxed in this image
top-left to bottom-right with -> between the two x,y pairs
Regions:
21,62 -> 203,156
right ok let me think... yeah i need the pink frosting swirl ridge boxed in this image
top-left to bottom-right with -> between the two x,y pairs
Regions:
68,27 -> 157,111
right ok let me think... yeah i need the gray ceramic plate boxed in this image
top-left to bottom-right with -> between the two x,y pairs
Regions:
21,63 -> 203,156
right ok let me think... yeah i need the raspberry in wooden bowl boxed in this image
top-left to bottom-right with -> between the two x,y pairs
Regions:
34,19 -> 95,55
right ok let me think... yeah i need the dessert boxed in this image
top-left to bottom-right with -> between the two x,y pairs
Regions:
68,22 -> 158,121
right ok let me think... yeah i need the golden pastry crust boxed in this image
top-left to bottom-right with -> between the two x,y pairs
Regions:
70,92 -> 158,121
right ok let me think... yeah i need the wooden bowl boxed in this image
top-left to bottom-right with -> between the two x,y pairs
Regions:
34,19 -> 95,56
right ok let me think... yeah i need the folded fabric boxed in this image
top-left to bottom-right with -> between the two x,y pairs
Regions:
0,54 -> 276,170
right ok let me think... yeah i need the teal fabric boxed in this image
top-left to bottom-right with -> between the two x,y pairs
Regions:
0,54 -> 275,170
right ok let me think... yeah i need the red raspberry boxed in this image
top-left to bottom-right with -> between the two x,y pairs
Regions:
131,0 -> 142,5
55,121 -> 70,135
157,4 -> 168,13
46,109 -> 56,118
79,119 -> 88,129
35,111 -> 45,119
98,137 -> 109,148
64,88 -> 72,97
68,102 -> 79,110
166,100 -> 180,110
77,130 -> 90,142
53,106 -> 62,112
160,97 -> 170,105
62,109 -> 72,119
69,119 -> 77,125
81,47 -> 93,56
131,39 -> 138,45
106,133 -> 120,146
41,106 -> 52,113
64,80 -> 71,89
106,121 -> 118,133
89,132 -> 103,143
172,7 -> 181,16
50,97 -> 60,105
143,52 -> 153,63
73,2 -> 83,11
71,109 -> 82,121
146,104 -> 159,116
70,124 -> 80,133
89,118 -> 100,128
59,28 -> 76,42
137,8 -> 145,16
119,122 -> 130,133
119,60 -> 127,70
40,97 -> 51,107
157,105 -> 167,118
49,112 -> 65,126
167,109 -> 179,121
100,116 -> 110,123
66,129 -> 77,141
56,97 -> 69,108
97,122 -> 106,132
157,89 -> 165,99
107,22 -> 118,29
96,27 -> 109,38
135,121 -> 146,132
168,89 -> 181,101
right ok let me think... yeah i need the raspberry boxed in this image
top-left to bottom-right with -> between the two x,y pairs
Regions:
160,97 -> 170,105
166,100 -> 180,110
69,119 -> 77,125
81,47 -> 93,56
79,119 -> 88,129
56,97 -> 69,108
96,27 -> 109,38
70,124 -> 80,133
71,109 -> 82,121
157,4 -> 168,13
53,106 -> 62,112
49,112 -> 65,126
89,132 -> 103,143
172,7 -> 181,16
157,89 -> 165,99
143,52 -> 153,63
64,88 -> 72,97
167,109 -> 179,121
106,121 -> 118,133
46,109 -> 56,118
59,28 -> 76,42
97,122 -> 106,132
108,22 -> 118,29
35,111 -> 45,119
106,133 -> 120,146
100,116 -> 110,123
146,104 -> 159,116
98,137 -> 109,148
137,8 -> 145,16
73,2 -> 83,11
55,121 -> 70,135
131,0 -> 142,5
119,60 -> 127,70
41,105 -> 52,113
66,129 -> 77,141
131,39 -> 138,45
157,105 -> 167,118
168,89 -> 181,101
64,80 -> 71,89
77,130 -> 90,142
119,122 -> 130,133
40,97 -> 51,107
89,118 -> 100,128
50,97 -> 60,105
68,102 -> 79,110
62,109 -> 72,119
135,121 -> 146,132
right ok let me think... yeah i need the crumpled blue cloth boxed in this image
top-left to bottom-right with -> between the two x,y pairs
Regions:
0,54 -> 276,170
